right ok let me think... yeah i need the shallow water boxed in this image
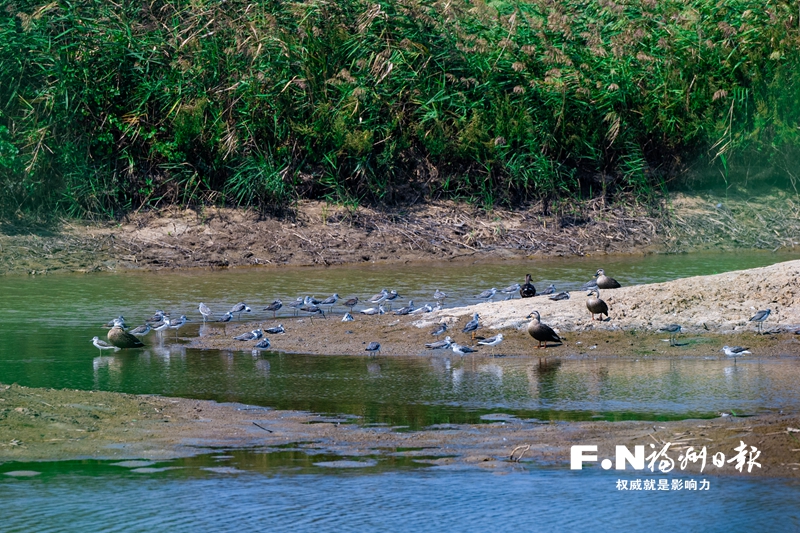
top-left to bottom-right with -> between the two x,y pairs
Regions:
1,455 -> 798,532
2,250 -> 799,528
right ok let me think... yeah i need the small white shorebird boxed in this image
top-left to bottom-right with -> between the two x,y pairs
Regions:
169,315 -> 188,339
199,303 -> 212,322
722,345 -> 751,362
230,302 -> 252,320
462,313 -> 480,340
659,324 -> 682,346
128,324 -> 151,337
425,336 -> 452,350
368,289 -> 389,305
500,284 -> 521,297
475,288 -> 497,301
92,336 -> 119,354
360,305 -> 385,316
433,289 -> 448,305
365,342 -> 381,356
451,342 -> 478,357
430,323 -> 447,336
342,312 -> 355,322
478,333 -> 504,356
320,294 -> 339,313
234,329 -> 263,341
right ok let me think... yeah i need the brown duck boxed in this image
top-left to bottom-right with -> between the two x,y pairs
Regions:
520,274 -> 537,298
526,310 -> 562,348
586,288 -> 609,321
107,325 -> 145,349
595,269 -> 621,289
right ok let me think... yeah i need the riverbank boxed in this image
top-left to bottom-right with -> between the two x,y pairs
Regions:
186,258 -> 800,356
2,190 -> 799,276
2,383 -> 798,478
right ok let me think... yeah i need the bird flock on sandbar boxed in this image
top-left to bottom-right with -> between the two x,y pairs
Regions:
92,267 -> 775,362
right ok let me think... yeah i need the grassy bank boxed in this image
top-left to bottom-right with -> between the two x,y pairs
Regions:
1,0 -> 799,219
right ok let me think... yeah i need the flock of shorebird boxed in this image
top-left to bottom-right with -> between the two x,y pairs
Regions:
91,268 -> 772,361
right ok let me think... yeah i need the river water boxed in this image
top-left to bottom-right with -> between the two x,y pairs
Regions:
1,251 -> 799,530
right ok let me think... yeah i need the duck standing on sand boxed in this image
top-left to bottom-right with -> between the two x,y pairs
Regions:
525,311 -> 562,348
586,288 -> 609,321
595,269 -> 621,289
520,274 -> 536,298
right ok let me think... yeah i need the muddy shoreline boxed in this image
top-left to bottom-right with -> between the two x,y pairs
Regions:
2,190 -> 799,276
1,383 -> 798,478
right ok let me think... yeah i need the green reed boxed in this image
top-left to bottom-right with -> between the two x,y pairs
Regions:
0,0 -> 798,219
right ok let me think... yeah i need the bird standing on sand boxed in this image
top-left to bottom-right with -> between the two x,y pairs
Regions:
365,342 -> 381,355
478,333 -> 504,356
749,309 -> 771,335
586,289 -> 609,321
549,291 -> 570,301
431,323 -> 448,336
426,336 -> 452,349
234,329 -> 263,341
198,303 -> 212,322
520,274 -> 536,298
394,300 -> 414,315
526,311 -> 562,349
92,336 -> 119,353
659,324 -> 682,346
595,269 -> 621,289
462,313 -> 480,340
107,324 -> 145,349
264,300 -> 283,318
343,297 -> 359,312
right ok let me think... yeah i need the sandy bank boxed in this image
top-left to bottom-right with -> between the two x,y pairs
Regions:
188,260 -> 800,357
2,384 -> 798,478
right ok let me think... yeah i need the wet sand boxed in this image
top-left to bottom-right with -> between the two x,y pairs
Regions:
1,383 -> 798,478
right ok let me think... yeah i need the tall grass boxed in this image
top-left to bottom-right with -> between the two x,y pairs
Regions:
1,0 -> 799,219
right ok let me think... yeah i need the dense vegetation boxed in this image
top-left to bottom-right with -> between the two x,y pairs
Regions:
1,0 -> 799,218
